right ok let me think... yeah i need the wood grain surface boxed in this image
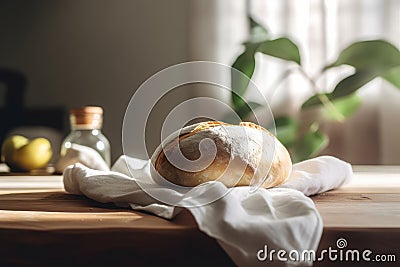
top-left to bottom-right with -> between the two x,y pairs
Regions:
0,166 -> 399,266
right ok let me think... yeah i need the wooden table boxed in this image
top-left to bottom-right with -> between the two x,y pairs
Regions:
0,166 -> 399,266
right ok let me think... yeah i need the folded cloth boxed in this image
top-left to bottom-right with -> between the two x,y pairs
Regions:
55,144 -> 110,173
279,156 -> 353,196
63,155 -> 352,266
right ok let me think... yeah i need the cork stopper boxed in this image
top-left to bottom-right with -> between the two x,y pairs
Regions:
70,106 -> 103,129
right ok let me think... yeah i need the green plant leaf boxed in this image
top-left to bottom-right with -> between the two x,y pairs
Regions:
234,99 -> 262,119
222,99 -> 260,124
293,130 -> 328,162
331,70 -> 377,99
248,16 -> 269,43
325,40 -> 400,73
257,38 -> 301,65
274,116 -> 299,147
301,93 -> 330,108
231,49 -> 256,107
302,71 -> 375,108
305,40 -> 400,108
382,65 -> 400,89
323,94 -> 362,121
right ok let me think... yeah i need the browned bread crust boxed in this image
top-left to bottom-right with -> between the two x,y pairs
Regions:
151,121 -> 292,188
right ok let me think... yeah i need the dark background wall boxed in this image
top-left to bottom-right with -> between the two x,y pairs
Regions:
0,0 -> 190,161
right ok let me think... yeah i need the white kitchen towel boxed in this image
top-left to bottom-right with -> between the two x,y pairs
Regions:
279,156 -> 352,196
55,144 -> 110,173
63,155 -> 352,266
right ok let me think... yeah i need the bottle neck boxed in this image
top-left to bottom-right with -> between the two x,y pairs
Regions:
71,124 -> 102,130
70,113 -> 103,130
69,128 -> 102,135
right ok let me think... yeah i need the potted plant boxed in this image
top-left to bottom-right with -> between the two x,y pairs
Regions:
230,16 -> 400,162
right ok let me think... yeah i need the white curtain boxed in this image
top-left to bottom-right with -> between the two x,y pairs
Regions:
189,0 -> 400,164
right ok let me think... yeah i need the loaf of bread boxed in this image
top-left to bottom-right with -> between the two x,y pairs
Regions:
150,121 -> 292,188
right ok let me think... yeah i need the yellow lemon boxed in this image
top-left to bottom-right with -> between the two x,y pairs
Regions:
1,136 -> 52,171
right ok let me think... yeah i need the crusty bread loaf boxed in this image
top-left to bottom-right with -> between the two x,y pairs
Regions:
151,121 -> 292,188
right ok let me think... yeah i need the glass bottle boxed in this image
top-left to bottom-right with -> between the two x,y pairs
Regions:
61,106 -> 111,166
